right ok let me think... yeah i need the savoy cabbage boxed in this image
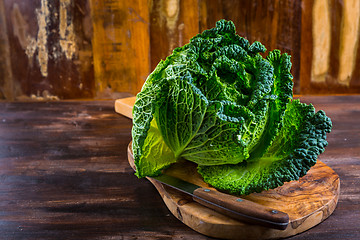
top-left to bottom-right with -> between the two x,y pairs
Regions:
131,20 -> 332,195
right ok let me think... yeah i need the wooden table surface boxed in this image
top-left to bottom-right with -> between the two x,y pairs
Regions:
0,95 -> 359,240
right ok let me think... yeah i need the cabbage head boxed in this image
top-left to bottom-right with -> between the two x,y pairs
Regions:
131,20 -> 332,195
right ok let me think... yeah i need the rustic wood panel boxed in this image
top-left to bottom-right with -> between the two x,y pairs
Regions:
149,0 -> 199,70
0,0 -> 13,100
350,13 -> 360,89
1,0 -> 360,100
2,0 -> 94,100
301,0 -> 360,94
299,0 -> 314,94
90,0 -> 150,97
0,96 -> 359,239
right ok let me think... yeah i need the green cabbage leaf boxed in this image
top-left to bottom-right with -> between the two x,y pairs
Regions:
131,20 -> 332,194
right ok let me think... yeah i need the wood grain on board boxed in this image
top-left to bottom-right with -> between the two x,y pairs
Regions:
127,143 -> 340,239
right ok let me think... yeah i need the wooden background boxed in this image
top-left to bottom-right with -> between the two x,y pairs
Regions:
0,0 -> 360,100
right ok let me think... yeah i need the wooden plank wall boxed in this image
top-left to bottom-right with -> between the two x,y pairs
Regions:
0,0 -> 359,100
0,0 -> 94,100
301,0 -> 360,94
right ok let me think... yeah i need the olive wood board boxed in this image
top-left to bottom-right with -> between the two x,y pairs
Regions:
116,97 -> 340,239
127,143 -> 339,240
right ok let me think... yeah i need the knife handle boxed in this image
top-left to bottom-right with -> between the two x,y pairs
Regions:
193,188 -> 289,230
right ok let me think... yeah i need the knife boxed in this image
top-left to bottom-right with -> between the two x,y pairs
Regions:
152,174 -> 289,230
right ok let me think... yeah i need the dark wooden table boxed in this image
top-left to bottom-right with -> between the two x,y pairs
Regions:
0,95 -> 359,240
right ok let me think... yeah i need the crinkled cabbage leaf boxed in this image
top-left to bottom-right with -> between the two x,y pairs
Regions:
131,20 -> 332,195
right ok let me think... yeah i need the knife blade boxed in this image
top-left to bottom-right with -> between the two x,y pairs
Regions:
152,174 -> 289,230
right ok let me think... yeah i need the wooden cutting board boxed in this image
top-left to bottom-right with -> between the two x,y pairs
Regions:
116,97 -> 340,240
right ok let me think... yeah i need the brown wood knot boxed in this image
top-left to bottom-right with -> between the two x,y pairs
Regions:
177,198 -> 191,206
291,215 -> 310,229
176,207 -> 183,221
